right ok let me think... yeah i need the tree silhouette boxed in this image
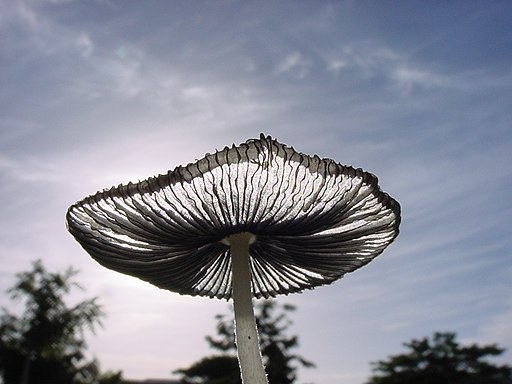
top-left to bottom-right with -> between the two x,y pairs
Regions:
0,260 -> 121,384
366,332 -> 512,384
174,300 -> 314,384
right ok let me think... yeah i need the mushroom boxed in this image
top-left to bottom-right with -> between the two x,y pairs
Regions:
66,134 -> 400,384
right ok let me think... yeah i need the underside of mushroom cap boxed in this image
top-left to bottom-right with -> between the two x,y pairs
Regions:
66,134 -> 401,300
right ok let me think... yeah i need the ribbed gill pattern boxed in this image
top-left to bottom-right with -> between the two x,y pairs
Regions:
66,134 -> 401,299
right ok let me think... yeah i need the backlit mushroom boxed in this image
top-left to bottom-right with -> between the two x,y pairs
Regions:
66,134 -> 401,384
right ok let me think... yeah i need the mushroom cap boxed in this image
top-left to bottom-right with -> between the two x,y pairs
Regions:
66,134 -> 401,299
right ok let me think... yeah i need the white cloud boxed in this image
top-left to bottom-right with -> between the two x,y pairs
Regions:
14,1 -> 40,31
1,1 -> 95,60
389,64 -> 466,94
320,43 -> 470,93
477,307 -> 512,355
76,33 -> 94,58
0,154 -> 62,183
327,59 -> 347,72
275,51 -> 311,78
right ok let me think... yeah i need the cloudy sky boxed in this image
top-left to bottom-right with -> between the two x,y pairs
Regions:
1,1 -> 511,383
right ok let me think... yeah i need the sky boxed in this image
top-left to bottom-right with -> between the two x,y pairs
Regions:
1,1 -> 511,383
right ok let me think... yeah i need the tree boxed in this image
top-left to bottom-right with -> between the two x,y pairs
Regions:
174,300 -> 314,384
366,332 -> 512,384
0,260 -> 121,384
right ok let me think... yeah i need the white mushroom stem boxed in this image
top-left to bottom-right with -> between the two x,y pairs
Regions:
228,232 -> 268,384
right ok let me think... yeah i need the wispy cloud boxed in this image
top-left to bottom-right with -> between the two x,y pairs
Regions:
315,40 -> 512,95
326,59 -> 347,73
0,153 -> 62,183
2,1 -> 89,58
475,301 -> 512,360
274,51 -> 312,78
76,33 -> 94,58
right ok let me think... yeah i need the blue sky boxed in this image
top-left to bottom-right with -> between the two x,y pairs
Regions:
1,1 -> 511,383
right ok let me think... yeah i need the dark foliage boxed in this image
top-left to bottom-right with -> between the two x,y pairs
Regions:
174,300 -> 314,384
0,260 -> 122,384
366,332 -> 512,384
174,355 -> 241,384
